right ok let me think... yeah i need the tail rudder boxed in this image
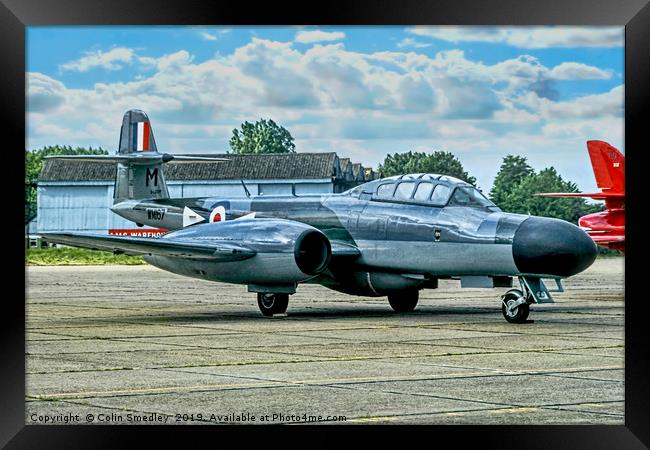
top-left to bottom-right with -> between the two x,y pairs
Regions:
118,109 -> 158,154
43,109 -> 227,204
113,110 -> 168,203
586,140 -> 624,194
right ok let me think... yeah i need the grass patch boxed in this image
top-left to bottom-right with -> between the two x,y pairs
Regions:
597,248 -> 624,257
26,247 -> 145,266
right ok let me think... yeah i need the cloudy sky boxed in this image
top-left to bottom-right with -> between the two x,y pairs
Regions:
26,26 -> 624,192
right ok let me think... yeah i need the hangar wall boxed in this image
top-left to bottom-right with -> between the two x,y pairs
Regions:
36,179 -> 335,233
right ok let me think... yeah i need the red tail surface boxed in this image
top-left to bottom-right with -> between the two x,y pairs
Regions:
536,140 -> 624,208
587,140 -> 624,194
535,141 -> 625,253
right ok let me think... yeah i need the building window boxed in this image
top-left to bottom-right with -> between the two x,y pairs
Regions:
258,184 -> 293,196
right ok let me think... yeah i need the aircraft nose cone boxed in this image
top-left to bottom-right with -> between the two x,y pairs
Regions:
512,217 -> 597,277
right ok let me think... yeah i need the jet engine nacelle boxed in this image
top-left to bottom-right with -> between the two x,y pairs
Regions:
144,219 -> 332,286
318,271 -> 428,297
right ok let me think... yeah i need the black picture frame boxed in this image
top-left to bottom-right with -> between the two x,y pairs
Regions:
5,0 -> 647,447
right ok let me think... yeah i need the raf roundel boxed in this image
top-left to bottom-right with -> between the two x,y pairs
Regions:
209,206 -> 227,223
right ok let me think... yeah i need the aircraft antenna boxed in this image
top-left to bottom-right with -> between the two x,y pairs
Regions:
240,179 -> 251,198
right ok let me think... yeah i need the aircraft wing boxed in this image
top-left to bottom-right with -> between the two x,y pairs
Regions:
41,232 -> 256,261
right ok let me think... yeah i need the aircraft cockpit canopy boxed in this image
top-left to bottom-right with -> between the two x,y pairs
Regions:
345,173 -> 498,210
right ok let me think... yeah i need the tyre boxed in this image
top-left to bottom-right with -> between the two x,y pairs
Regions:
257,293 -> 289,316
387,290 -> 419,312
501,288 -> 530,323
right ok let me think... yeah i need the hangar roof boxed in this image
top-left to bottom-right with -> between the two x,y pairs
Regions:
39,152 -> 366,182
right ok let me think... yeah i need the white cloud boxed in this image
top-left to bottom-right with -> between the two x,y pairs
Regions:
27,72 -> 66,113
198,28 -> 231,41
397,38 -> 431,49
199,31 -> 218,41
549,62 -> 612,80
408,26 -> 623,49
295,30 -> 345,44
516,85 -> 623,119
153,50 -> 194,71
60,47 -> 136,72
28,38 -> 623,192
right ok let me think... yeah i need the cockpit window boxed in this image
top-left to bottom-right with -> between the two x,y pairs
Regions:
375,183 -> 395,199
400,174 -> 423,180
438,175 -> 465,184
430,184 -> 451,205
413,182 -> 434,201
394,182 -> 415,200
448,186 -> 494,208
345,184 -> 365,196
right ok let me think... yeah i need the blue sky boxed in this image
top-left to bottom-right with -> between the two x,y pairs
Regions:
26,26 -> 624,193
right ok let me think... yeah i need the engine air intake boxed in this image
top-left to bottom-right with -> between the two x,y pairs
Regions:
294,230 -> 331,276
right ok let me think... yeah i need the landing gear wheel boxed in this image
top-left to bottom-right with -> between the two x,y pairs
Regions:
257,293 -> 289,317
501,288 -> 530,324
388,290 -> 419,312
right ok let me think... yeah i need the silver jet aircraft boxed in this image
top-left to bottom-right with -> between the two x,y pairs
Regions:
43,110 -> 598,323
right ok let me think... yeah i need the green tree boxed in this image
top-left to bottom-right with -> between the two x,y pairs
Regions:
378,151 -> 477,185
229,119 -> 295,154
500,167 -> 602,224
25,145 -> 108,223
489,155 -> 534,207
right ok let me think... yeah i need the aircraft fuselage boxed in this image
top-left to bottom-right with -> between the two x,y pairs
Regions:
112,188 -> 597,297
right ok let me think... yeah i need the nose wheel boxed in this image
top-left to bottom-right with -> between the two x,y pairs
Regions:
501,288 -> 530,323
257,293 -> 289,317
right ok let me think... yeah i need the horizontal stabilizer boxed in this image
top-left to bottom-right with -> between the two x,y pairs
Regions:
590,235 -> 625,243
41,232 -> 256,261
168,155 -> 230,163
44,153 -> 229,165
535,192 -> 625,201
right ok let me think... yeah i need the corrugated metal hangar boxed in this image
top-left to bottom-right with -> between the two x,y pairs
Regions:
36,152 -> 378,234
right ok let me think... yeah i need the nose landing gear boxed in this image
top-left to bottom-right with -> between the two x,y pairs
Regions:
500,276 -> 562,323
501,288 -> 530,323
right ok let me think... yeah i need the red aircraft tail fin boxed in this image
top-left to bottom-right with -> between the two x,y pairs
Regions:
586,140 -> 624,194
536,141 -> 624,209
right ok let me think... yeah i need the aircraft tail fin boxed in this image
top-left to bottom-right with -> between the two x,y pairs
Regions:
118,109 -> 158,154
586,140 -> 624,194
44,109 -> 227,204
114,109 -> 167,202
534,140 -> 624,210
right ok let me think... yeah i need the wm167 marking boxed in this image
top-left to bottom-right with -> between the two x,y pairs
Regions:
146,208 -> 167,221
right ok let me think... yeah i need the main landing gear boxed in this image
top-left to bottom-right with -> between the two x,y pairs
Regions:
388,290 -> 419,312
257,293 -> 289,317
